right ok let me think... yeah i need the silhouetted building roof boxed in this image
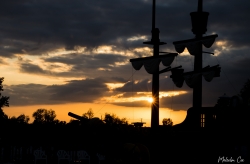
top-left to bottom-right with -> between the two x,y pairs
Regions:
131,122 -> 146,128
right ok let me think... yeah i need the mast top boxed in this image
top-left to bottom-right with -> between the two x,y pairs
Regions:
152,0 -> 156,30
190,0 -> 209,35
198,0 -> 203,12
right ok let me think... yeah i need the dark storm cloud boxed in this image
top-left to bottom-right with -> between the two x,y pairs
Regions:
3,78 -> 113,106
160,92 -> 193,111
114,76 -> 192,93
3,83 -> 51,106
44,53 -> 128,71
47,78 -> 110,102
115,78 -> 152,92
1,0 -> 250,109
153,0 -> 250,54
205,1 -> 250,48
0,0 -> 249,57
0,0 -> 152,57
20,63 -> 49,75
18,52 -> 131,78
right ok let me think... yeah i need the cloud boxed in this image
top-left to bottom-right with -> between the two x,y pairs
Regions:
0,57 -> 8,65
0,0 -> 249,111
44,53 -> 129,72
0,0 -> 153,57
47,78 -> 110,102
160,92 -> 193,110
112,101 -> 150,107
20,63 -> 49,75
3,83 -> 51,106
115,78 -> 152,92
17,52 -> 132,78
3,78 -> 113,106
0,0 -> 249,58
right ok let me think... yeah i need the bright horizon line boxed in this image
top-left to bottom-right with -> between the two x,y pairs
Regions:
3,103 -> 187,127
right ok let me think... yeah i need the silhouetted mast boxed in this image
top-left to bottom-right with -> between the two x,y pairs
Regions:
152,0 -> 155,30
192,0 -> 204,108
130,0 -> 179,128
172,0 -> 220,108
150,0 -> 160,128
198,0 -> 203,12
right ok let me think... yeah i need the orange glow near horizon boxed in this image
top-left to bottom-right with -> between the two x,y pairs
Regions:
3,103 -> 187,127
101,91 -> 188,103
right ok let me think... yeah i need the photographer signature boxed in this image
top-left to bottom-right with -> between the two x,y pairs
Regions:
218,156 -> 245,163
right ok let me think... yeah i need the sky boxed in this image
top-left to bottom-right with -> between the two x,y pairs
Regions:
1,0 -> 250,126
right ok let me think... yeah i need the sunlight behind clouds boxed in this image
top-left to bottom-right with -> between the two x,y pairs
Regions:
179,48 -> 190,56
97,67 -> 112,71
159,91 -> 188,98
1,54 -> 83,85
114,61 -> 128,66
103,94 -> 152,103
214,40 -> 231,56
0,57 -> 8,65
93,45 -> 125,55
94,45 -> 114,54
45,47 -> 86,57
127,35 -> 148,41
101,91 -> 188,104
43,62 -> 73,73
105,83 -> 125,91
133,47 -> 151,53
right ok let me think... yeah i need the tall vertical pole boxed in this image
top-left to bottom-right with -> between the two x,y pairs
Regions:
193,36 -> 202,108
151,0 -> 159,128
152,0 -> 155,30
193,0 -> 203,108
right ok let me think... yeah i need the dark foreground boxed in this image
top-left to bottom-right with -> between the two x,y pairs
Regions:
0,124 -> 248,164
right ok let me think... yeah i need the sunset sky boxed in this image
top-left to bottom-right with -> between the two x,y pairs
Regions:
1,0 -> 250,126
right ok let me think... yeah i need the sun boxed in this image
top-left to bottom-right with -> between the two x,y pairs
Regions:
147,97 -> 154,103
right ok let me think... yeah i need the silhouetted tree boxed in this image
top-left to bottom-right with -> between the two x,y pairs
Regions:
104,113 -> 114,125
104,113 -> 128,125
54,119 -> 66,125
162,118 -> 173,126
240,79 -> 250,107
214,93 -> 231,108
44,109 -> 56,123
68,119 -> 81,126
32,108 -> 56,124
82,108 -> 94,119
0,77 -> 9,122
120,118 -> 128,125
32,108 -> 45,123
10,114 -> 30,124
0,109 -> 7,122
